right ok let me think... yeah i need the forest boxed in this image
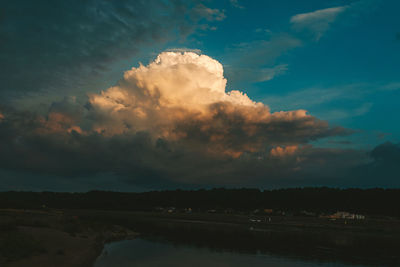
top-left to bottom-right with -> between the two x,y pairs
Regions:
1,187 -> 399,217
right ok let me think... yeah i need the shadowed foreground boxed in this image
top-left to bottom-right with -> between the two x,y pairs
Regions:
0,209 -> 136,267
1,207 -> 400,266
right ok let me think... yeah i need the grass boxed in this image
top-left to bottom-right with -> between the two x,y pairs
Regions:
0,229 -> 46,262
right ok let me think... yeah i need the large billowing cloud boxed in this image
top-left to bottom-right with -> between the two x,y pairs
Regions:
0,52 -> 357,188
82,52 -> 349,157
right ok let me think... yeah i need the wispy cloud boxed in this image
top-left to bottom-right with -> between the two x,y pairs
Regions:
263,82 -> 400,120
225,34 -> 302,83
318,103 -> 373,121
290,6 -> 349,40
192,4 -> 226,21
226,64 -> 288,83
230,0 -> 244,9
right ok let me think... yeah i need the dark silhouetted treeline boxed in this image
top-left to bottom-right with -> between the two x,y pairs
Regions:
1,187 -> 399,217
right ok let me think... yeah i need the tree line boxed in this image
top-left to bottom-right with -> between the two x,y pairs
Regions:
0,187 -> 399,217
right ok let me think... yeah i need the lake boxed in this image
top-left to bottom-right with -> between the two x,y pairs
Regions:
94,238 -> 366,267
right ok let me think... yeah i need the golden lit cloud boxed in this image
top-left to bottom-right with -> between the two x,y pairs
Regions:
270,145 -> 299,157
83,51 -> 341,157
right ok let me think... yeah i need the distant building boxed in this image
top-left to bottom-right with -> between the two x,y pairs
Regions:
355,214 -> 366,220
167,207 -> 176,213
328,211 -> 365,220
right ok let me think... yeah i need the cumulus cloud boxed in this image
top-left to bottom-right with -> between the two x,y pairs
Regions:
270,145 -> 298,158
85,52 -> 349,157
0,51 -> 353,187
165,48 -> 203,54
290,6 -> 349,40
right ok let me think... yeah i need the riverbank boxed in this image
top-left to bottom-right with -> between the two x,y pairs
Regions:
2,208 -> 400,266
77,209 -> 400,266
0,209 -> 137,267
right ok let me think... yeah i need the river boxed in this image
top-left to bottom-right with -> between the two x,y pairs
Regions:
94,238 -> 366,267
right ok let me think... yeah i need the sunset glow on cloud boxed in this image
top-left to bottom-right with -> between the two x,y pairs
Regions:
82,51 -> 345,157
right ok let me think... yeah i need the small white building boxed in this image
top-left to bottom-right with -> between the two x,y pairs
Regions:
330,211 -> 365,220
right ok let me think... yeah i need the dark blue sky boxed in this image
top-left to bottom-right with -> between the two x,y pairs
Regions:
171,0 -> 400,148
0,0 -> 399,191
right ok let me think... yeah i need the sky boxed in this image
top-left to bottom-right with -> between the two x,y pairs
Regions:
0,0 -> 399,191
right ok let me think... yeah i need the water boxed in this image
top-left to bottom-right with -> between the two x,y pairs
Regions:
94,238 -> 364,267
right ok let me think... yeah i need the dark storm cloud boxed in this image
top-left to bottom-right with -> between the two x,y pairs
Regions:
342,142 -> 400,188
172,101 -> 352,156
1,104 -> 395,189
0,0 -> 222,99
370,142 -> 400,163
0,104 -> 356,189
0,110 -> 165,179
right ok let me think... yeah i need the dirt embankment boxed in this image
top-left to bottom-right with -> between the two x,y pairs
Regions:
0,209 -> 137,267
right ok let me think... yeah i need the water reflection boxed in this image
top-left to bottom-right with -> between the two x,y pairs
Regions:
95,238 -> 364,267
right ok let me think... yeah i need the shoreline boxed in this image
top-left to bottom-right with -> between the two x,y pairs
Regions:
0,209 -> 138,267
88,228 -> 138,267
2,208 -> 400,266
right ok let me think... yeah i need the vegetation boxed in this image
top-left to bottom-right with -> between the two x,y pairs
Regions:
0,221 -> 46,262
1,187 -> 399,217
